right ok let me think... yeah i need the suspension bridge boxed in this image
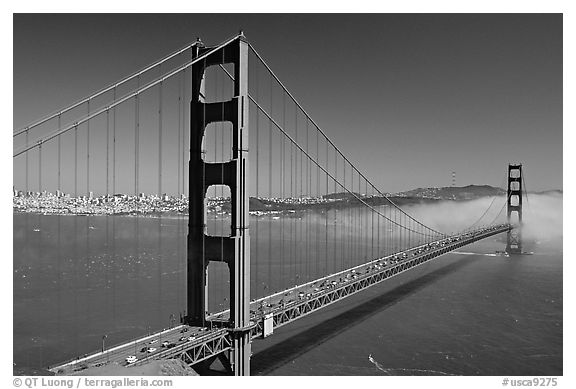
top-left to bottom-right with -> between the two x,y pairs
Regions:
13,32 -> 524,375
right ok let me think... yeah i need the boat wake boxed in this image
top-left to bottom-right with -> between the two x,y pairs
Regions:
368,354 -> 456,376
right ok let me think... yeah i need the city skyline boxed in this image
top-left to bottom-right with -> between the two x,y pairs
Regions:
13,14 -> 563,193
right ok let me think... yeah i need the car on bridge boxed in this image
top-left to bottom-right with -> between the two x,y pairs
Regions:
125,356 -> 137,364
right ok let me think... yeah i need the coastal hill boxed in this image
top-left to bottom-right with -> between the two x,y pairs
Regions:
393,184 -> 507,201
533,189 -> 563,196
248,185 -> 510,213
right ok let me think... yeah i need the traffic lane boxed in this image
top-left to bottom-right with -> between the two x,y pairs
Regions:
64,325 -> 212,369
104,326 -> 213,366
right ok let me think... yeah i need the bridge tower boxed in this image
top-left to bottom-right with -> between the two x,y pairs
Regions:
187,34 -> 252,375
506,163 -> 523,254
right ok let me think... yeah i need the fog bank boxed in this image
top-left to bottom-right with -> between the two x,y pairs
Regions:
400,193 -> 563,243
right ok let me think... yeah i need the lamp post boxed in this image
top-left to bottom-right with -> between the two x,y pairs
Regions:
101,335 -> 107,353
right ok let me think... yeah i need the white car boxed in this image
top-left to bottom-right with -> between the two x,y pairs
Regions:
126,356 -> 138,364
147,347 -> 157,353
149,339 -> 158,344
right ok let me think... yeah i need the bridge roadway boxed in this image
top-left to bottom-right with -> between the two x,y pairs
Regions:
50,223 -> 511,374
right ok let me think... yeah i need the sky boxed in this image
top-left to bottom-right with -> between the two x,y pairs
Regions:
12,13 -> 563,193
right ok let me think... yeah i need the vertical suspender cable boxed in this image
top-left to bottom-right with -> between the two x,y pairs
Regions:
348,168 -> 352,269
289,96 -> 293,285
290,101 -> 294,286
334,145 -> 338,271
305,119 -> 310,279
106,110 -> 109,195
359,177 -> 362,264
113,87 -> 117,196
316,127 -> 319,277
343,161 -> 346,270
74,125 -> 78,197
255,57 -> 260,298
357,176 -> 360,265
201,58 -> 207,324
85,187 -> 90,323
182,69 -> 187,197
299,111 -> 304,282
280,89 -> 285,289
394,203 -> 402,250
398,207 -> 401,253
158,66 -> 164,323
268,73 -> 273,293
58,114 -> 61,191
220,49 -> 225,309
87,100 -> 90,196
325,140 -> 328,274
134,75 -> 141,314
176,210 -> 181,316
135,76 -> 140,197
213,65 -> 218,308
57,195 -> 62,346
38,143 -> 42,193
177,72 -> 182,195
359,176 -> 363,261
400,208 -> 403,251
25,129 -> 29,193
350,169 -> 354,269
295,107 -> 300,283
305,116 -> 309,281
370,181 -> 373,259
159,80 -> 163,197
377,196 -> 380,257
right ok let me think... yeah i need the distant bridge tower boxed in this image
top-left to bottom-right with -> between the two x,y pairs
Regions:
506,164 -> 523,254
187,34 -> 252,375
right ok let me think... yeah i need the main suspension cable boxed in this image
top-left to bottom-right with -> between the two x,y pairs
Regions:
249,94 -> 439,237
246,43 -> 445,237
217,60 -> 445,238
14,41 -> 200,137
13,33 -> 242,158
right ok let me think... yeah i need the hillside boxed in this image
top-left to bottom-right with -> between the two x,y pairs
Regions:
394,185 -> 507,201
